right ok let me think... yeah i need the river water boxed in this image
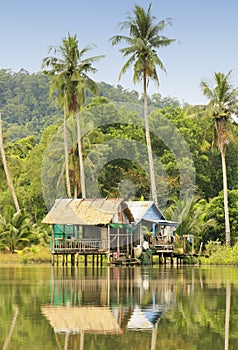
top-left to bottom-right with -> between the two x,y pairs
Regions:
0,264 -> 237,350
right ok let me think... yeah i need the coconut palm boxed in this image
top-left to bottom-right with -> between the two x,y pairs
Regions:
42,51 -> 72,197
42,33 -> 104,198
110,3 -> 175,203
200,70 -> 238,246
0,207 -> 31,253
0,112 -> 20,212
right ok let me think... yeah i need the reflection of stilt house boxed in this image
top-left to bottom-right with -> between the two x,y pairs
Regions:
42,198 -> 134,266
41,306 -> 122,350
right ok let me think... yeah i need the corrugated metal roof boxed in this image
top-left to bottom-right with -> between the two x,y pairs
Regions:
126,201 -> 166,223
41,306 -> 121,334
42,198 -> 134,225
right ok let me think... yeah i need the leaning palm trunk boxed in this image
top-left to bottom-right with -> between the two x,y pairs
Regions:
221,149 -> 230,246
143,74 -> 157,204
63,102 -> 71,198
76,109 -> 86,198
0,112 -> 20,212
215,119 -> 231,246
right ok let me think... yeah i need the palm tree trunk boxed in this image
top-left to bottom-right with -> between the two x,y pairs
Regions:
143,73 -> 157,203
63,102 -> 71,198
76,109 -> 86,198
221,149 -> 230,246
0,112 -> 20,212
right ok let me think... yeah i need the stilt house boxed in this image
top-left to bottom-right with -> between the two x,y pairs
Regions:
42,198 -> 134,265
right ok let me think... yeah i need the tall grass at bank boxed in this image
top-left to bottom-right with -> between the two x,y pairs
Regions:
200,242 -> 238,266
0,246 -> 51,264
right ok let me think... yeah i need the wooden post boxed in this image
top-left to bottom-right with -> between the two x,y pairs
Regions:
84,255 -> 87,266
92,255 -> 95,267
76,253 -> 79,266
71,254 -> 75,266
51,224 -> 55,255
117,228 -> 120,254
107,224 -> 110,265
170,254 -> 173,266
126,228 -> 129,256
51,253 -> 54,266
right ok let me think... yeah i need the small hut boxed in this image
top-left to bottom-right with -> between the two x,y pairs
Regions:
126,201 -> 178,243
126,201 -> 178,262
42,198 -> 134,265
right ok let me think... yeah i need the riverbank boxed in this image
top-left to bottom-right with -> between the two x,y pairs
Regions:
1,243 -> 238,265
0,246 -> 51,264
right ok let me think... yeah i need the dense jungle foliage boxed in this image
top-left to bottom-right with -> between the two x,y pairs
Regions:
0,68 -> 238,253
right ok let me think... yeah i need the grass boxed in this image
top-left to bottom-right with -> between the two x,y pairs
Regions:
0,245 -> 51,264
1,242 -> 238,266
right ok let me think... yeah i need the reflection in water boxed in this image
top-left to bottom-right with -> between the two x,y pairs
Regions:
225,281 -> 231,350
42,266 -> 176,349
2,306 -> 19,350
1,266 -> 238,349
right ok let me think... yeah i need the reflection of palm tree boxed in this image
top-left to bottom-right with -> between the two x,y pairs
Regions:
2,306 -> 19,350
225,280 -> 231,350
151,322 -> 158,350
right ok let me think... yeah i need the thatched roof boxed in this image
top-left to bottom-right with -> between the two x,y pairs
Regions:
42,198 -> 134,225
41,306 -> 122,334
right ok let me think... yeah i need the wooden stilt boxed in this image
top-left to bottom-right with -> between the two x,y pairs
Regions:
159,253 -> 164,265
84,255 -> 88,266
170,254 -> 174,266
71,254 -> 75,266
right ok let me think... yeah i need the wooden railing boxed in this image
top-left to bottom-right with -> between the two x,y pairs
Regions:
154,244 -> 174,253
53,238 -> 108,253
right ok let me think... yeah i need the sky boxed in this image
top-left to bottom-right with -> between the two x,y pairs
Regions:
1,0 -> 238,105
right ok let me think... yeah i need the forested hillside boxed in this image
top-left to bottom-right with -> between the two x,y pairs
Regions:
0,68 -> 238,249
0,69 -> 180,142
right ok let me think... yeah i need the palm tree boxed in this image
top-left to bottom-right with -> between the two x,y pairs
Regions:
110,3 -> 175,203
42,52 -> 72,197
0,112 -> 20,212
200,70 -> 238,246
42,33 -> 104,198
0,207 -> 31,253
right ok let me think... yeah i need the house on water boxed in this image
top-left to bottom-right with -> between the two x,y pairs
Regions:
125,201 -> 178,264
42,198 -> 134,266
42,198 -> 178,266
